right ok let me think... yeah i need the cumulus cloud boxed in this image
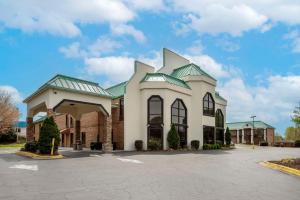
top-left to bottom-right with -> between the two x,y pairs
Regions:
218,75 -> 300,124
110,24 -> 146,43
171,0 -> 300,36
0,85 -> 22,103
124,0 -> 166,11
0,0 -> 135,37
84,56 -> 135,83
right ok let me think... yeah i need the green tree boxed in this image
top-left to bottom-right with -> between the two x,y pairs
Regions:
167,124 -> 180,149
285,126 -> 300,141
274,132 -> 283,142
292,102 -> 300,128
38,116 -> 60,154
225,127 -> 231,146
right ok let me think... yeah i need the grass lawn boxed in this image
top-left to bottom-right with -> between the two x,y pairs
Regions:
0,143 -> 25,148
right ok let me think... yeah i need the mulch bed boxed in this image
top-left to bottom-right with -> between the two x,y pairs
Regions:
270,158 -> 300,170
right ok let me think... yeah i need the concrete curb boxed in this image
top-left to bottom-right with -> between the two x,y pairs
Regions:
16,151 -> 64,160
260,161 -> 300,177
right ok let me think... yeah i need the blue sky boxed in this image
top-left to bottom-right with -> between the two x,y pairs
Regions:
0,0 -> 300,135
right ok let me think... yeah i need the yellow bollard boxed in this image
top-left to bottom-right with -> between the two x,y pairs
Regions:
51,138 -> 55,156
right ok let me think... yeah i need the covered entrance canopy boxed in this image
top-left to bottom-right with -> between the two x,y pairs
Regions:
23,74 -> 113,152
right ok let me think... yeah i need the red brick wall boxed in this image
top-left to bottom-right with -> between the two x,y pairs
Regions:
230,130 -> 237,144
267,128 -> 275,145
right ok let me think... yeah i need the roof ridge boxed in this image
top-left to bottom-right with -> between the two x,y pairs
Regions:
51,74 -> 99,86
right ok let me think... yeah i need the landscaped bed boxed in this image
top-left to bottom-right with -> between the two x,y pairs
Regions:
269,158 -> 300,170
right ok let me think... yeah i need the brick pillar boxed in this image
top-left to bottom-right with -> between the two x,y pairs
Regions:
264,129 -> 267,142
75,120 -> 81,141
103,115 -> 113,152
242,129 -> 245,143
237,129 -> 240,143
26,117 -> 35,142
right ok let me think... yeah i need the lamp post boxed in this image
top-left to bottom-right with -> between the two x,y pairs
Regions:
250,115 -> 256,149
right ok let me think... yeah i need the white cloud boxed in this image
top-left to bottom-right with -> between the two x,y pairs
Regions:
0,85 -> 22,103
215,38 -> 240,52
124,0 -> 166,11
84,56 -> 135,84
59,37 -> 122,58
171,0 -> 300,36
110,24 -> 146,43
0,0 -> 135,37
283,30 -> 300,53
218,75 -> 300,124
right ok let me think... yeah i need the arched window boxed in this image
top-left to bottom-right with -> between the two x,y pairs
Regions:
215,109 -> 224,144
147,96 -> 163,150
203,92 -> 215,116
171,99 -> 187,147
215,109 -> 224,128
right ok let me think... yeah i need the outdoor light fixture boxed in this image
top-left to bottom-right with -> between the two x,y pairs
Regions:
70,103 -> 75,106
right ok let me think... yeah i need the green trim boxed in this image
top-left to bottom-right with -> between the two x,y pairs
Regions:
226,121 -> 275,130
106,81 -> 128,99
215,92 -> 227,102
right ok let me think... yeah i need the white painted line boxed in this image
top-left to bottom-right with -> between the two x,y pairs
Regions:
117,158 -> 143,164
90,154 -> 102,157
10,164 -> 38,171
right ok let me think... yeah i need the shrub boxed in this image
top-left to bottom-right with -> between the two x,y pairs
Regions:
0,128 -> 17,143
135,140 -> 143,151
203,144 -> 221,150
295,140 -> 300,147
167,124 -> 180,150
260,141 -> 268,146
25,141 -> 38,153
148,138 -> 162,150
38,117 -> 60,154
191,140 -> 200,150
225,127 -> 231,146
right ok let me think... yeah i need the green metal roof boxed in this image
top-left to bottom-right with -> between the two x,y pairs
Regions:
106,81 -> 127,99
141,73 -> 191,89
226,121 -> 275,130
24,74 -> 111,102
215,92 -> 227,102
170,63 -> 216,80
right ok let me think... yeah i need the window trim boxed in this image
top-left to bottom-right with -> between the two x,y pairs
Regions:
171,99 -> 188,147
215,109 -> 224,128
203,92 -> 215,116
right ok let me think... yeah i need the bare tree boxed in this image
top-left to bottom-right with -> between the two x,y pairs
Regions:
0,90 -> 20,132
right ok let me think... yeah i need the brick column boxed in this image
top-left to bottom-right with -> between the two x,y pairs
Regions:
103,115 -> 113,152
237,129 -> 240,143
75,120 -> 81,141
26,117 -> 35,142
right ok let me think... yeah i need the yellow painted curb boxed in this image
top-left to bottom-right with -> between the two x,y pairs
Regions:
16,151 -> 64,160
260,161 -> 300,177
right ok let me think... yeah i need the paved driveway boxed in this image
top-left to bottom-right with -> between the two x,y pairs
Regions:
0,146 -> 299,200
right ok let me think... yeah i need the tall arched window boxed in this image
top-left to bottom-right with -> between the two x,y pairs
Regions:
148,96 -> 163,149
171,99 -> 187,148
203,92 -> 215,116
215,109 -> 224,144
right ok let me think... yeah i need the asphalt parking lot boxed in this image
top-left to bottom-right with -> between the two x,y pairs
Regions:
0,146 -> 299,200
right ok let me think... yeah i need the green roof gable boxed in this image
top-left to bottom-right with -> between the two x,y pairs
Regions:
171,63 -> 216,81
141,73 -> 191,89
215,92 -> 227,102
24,74 -> 111,102
226,121 -> 274,130
106,81 -> 127,99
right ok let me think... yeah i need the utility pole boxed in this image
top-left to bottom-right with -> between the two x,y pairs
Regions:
250,115 -> 256,149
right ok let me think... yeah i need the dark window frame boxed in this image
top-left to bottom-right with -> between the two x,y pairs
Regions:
203,92 -> 215,116
171,99 -> 188,147
147,95 -> 164,125
215,109 -> 224,128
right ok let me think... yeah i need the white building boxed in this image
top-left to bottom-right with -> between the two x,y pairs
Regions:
24,48 -> 227,152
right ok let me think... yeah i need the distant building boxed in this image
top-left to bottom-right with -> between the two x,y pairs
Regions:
226,121 -> 275,145
15,121 -> 27,137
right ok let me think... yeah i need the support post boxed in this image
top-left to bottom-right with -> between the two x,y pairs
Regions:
264,129 -> 267,142
75,120 -> 81,141
242,129 -> 245,143
237,129 -> 240,144
26,117 -> 34,142
103,115 -> 113,152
